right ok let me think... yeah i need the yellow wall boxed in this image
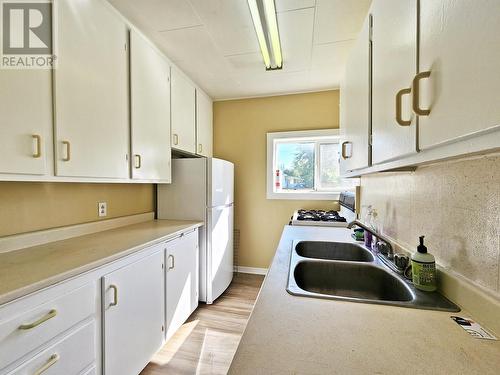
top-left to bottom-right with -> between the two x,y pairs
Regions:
214,90 -> 340,269
0,182 -> 155,237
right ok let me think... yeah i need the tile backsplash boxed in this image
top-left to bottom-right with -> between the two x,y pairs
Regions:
360,153 -> 500,296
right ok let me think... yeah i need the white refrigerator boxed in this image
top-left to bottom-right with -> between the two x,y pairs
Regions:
157,158 -> 234,304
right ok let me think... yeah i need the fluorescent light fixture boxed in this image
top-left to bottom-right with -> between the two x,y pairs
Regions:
247,0 -> 283,70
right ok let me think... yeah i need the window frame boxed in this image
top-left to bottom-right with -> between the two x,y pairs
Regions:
266,129 -> 353,200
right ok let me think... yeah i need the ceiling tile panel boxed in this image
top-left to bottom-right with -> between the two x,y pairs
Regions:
108,0 -> 201,32
158,26 -> 235,81
310,40 -> 355,89
275,0 -> 316,13
314,0 -> 371,44
278,7 -> 315,72
107,0 -> 370,99
188,0 -> 259,55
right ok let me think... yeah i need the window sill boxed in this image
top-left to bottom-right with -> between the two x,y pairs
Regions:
266,191 -> 341,200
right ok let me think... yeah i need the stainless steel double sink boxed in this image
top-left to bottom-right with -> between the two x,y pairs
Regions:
287,241 -> 460,312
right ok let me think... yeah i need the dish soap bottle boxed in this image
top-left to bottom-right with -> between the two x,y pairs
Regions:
411,236 -> 437,292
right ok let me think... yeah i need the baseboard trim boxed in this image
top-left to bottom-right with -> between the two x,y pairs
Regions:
235,266 -> 268,275
0,212 -> 155,253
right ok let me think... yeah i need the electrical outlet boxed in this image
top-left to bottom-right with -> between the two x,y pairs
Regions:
98,202 -> 107,217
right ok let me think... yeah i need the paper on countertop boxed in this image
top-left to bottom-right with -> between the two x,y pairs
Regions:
451,316 -> 498,340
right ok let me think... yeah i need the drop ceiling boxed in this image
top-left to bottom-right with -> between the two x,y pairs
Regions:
107,0 -> 371,100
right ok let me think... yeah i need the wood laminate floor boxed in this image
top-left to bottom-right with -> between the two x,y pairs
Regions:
140,273 -> 264,375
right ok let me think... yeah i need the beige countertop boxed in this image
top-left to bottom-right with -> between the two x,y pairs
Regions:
0,220 -> 203,305
229,226 -> 500,375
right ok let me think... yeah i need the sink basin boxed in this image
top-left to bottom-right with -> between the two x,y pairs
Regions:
287,240 -> 460,311
293,261 -> 413,302
295,241 -> 374,262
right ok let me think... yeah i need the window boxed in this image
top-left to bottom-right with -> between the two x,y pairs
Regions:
267,130 -> 357,200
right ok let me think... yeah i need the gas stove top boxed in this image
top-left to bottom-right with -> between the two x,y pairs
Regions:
290,209 -> 350,227
297,209 -> 346,222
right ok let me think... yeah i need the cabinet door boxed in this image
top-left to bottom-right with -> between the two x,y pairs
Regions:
418,0 -> 500,149
371,0 -> 417,164
340,14 -> 371,173
171,67 -> 196,154
54,0 -> 129,178
196,89 -> 213,157
165,230 -> 199,340
0,70 -> 51,175
103,250 -> 164,375
130,30 -> 171,181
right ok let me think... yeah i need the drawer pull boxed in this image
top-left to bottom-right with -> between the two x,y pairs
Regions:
412,71 -> 431,116
34,353 -> 59,375
134,154 -> 142,169
109,284 -> 118,307
341,141 -> 352,159
62,141 -> 71,161
18,309 -> 57,330
32,134 -> 42,158
395,87 -> 412,126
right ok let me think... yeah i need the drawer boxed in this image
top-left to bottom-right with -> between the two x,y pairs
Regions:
0,283 -> 96,369
7,321 -> 96,375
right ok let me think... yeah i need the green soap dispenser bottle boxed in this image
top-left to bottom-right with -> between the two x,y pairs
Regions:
411,236 -> 437,292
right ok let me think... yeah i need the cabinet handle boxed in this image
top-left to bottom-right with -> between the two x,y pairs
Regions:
198,144 -> 203,153
34,354 -> 59,375
173,134 -> 179,145
341,141 -> 352,159
168,254 -> 175,270
134,154 -> 141,169
61,141 -> 71,161
19,309 -> 57,330
395,87 -> 412,126
109,284 -> 118,307
412,71 -> 431,116
32,134 -> 42,158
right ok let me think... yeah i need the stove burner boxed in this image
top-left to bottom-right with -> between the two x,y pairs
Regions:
296,209 -> 346,222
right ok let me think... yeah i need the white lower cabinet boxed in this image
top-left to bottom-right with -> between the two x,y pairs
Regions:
165,230 -> 199,341
7,321 -> 96,375
102,249 -> 165,375
0,283 -> 96,370
0,228 -> 200,375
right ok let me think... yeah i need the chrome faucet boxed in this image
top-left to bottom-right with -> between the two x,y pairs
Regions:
347,219 -> 393,255
347,220 -> 410,274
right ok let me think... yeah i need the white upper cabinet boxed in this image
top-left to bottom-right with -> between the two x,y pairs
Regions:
340,14 -> 371,173
371,0 -> 417,164
0,70 -> 52,175
103,249 -> 165,375
54,0 -> 129,178
196,89 -> 213,157
130,30 -> 171,182
171,67 -> 196,154
417,0 -> 500,149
